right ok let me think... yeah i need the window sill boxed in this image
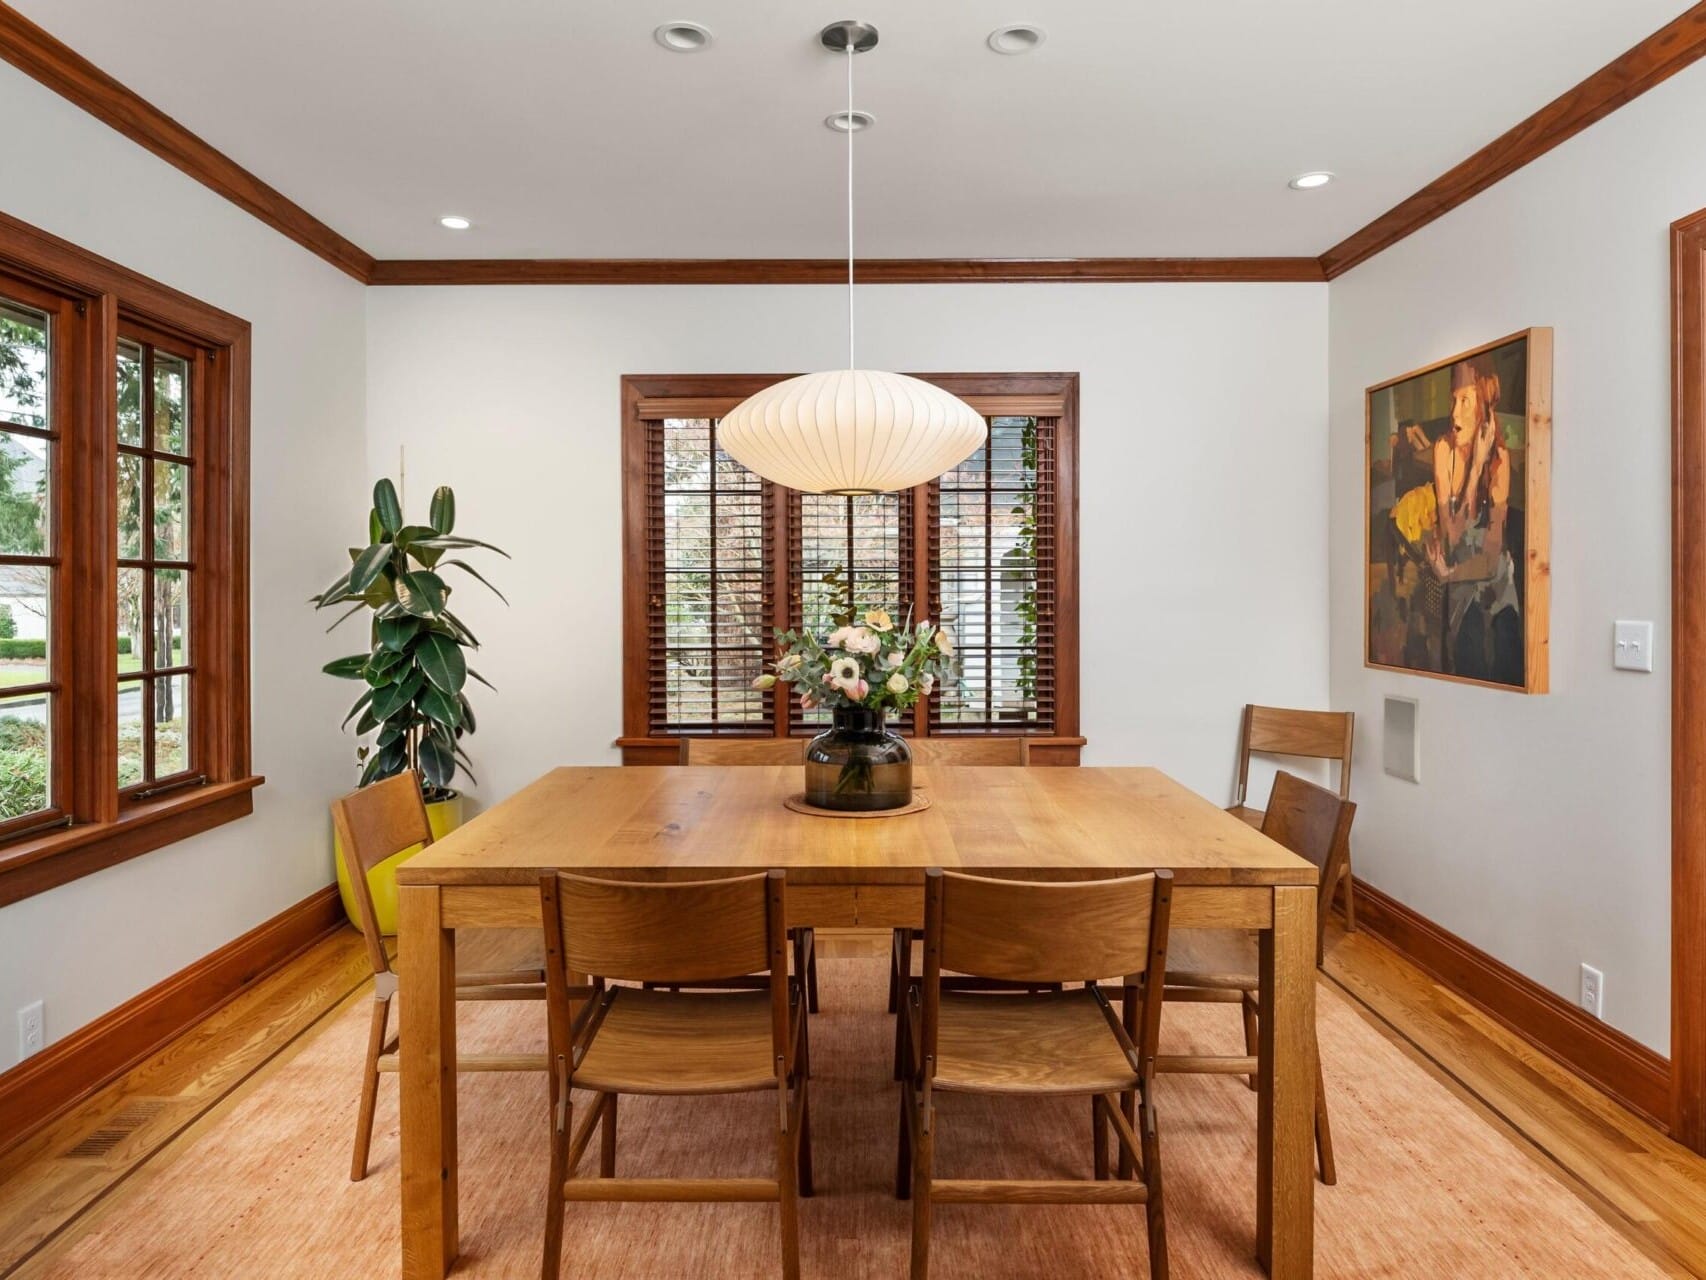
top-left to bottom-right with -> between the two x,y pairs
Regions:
0,776 -> 265,909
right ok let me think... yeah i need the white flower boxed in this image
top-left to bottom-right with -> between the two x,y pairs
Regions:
752,673 -> 776,690
885,651 -> 904,668
934,626 -> 956,657
845,677 -> 869,701
826,625 -> 855,649
828,656 -> 861,685
864,608 -> 894,633
919,673 -> 936,695
885,672 -> 909,695
845,628 -> 882,655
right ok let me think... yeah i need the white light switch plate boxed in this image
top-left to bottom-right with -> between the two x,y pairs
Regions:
1614,620 -> 1655,672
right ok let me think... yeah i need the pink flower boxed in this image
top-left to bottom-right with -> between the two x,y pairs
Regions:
800,692 -> 819,711
846,678 -> 869,702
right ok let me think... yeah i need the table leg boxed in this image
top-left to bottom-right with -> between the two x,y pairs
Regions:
1257,884 -> 1316,1278
400,884 -> 458,1280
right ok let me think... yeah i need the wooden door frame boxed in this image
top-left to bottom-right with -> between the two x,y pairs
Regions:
1671,207 -> 1706,1153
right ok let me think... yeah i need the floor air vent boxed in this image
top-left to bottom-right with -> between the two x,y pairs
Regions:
61,1099 -> 168,1160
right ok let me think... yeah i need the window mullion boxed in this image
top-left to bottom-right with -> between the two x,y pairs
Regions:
65,292 -> 120,823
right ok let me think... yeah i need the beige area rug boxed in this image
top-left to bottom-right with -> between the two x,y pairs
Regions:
30,961 -> 1663,1279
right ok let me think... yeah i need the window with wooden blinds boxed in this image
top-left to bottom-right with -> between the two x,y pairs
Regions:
620,374 -> 1080,765
929,416 -> 1057,733
644,417 -> 774,734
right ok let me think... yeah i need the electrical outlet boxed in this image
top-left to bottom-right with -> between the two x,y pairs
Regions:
17,1000 -> 43,1060
1579,965 -> 1605,1019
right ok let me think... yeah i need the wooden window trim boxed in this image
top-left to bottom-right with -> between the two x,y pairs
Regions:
619,372 -> 1081,765
0,209 -> 258,907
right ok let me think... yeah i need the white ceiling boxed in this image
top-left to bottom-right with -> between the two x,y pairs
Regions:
13,0 -> 1692,260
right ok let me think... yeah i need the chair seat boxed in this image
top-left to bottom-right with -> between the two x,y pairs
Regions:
933,989 -> 1137,1095
1165,929 -> 1258,991
1227,804 -> 1264,828
576,987 -> 780,1095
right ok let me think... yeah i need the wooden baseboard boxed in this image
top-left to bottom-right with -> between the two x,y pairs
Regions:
1349,877 -> 1671,1129
0,884 -> 344,1157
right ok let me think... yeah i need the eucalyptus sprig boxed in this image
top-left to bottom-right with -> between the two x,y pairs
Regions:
311,479 -> 508,797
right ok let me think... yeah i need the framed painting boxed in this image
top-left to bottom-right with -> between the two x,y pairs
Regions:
1365,329 -> 1551,693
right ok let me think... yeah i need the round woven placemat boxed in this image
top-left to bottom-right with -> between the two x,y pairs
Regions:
782,791 -> 932,819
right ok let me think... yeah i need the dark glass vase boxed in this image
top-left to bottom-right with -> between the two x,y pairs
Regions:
804,706 -> 913,812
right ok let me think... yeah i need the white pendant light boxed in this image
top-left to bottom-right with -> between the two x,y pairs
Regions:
716,21 -> 986,496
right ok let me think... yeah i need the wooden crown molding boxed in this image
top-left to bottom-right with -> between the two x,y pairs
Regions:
9,0 -> 1706,287
367,257 -> 1326,286
1349,877 -> 1671,1131
0,1 -> 373,283
0,885 -> 343,1159
1321,3 -> 1706,279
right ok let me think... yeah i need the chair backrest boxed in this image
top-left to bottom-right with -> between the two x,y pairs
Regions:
329,771 -> 432,974
680,737 -> 806,766
917,868 -> 1174,1082
542,870 -> 779,985
538,870 -> 793,1091
1236,705 -> 1354,805
929,869 -> 1170,984
1260,771 -> 1356,953
905,736 -> 1030,766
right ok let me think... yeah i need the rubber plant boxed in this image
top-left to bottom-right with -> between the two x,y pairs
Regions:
311,479 -> 507,798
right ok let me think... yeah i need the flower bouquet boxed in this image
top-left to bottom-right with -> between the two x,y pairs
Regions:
756,596 -> 956,812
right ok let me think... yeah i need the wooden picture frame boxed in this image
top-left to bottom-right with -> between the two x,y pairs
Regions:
1364,328 -> 1551,693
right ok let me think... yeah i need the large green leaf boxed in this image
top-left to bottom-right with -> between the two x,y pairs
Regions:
395,570 -> 448,618
416,684 -> 462,729
364,649 -> 405,685
438,610 -> 479,647
457,692 -> 477,734
370,668 -> 425,720
415,631 -> 468,695
418,733 -> 455,788
354,707 -> 380,736
348,542 -> 394,595
368,509 -> 384,545
430,486 -> 456,535
410,535 -> 510,559
442,559 -> 507,603
311,569 -> 352,607
341,688 -> 374,728
373,479 -> 403,535
323,653 -> 369,679
378,615 -> 420,652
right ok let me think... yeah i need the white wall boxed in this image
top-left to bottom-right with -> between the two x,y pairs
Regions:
1326,62 -> 1706,1054
0,64 -> 369,1071
365,283 -> 1331,808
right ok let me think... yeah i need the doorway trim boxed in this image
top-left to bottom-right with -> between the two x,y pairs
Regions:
1671,207 -> 1706,1153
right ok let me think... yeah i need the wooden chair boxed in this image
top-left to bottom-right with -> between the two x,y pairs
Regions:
1232,705 -> 1357,929
903,735 -> 1030,766
678,736 -> 819,1013
1160,770 -> 1354,1185
538,870 -> 812,1280
330,772 -> 546,1182
680,737 -> 807,766
888,736 -> 1030,1016
896,868 -> 1174,1280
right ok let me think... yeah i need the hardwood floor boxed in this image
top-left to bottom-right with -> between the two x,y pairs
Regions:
2,920 -> 1705,1278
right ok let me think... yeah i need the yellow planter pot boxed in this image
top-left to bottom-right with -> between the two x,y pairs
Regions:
335,792 -> 464,936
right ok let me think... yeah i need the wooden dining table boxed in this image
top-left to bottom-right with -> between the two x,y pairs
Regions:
394,764 -> 1321,1279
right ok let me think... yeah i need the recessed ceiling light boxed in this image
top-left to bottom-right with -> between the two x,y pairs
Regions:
1288,171 -> 1335,191
438,215 -> 472,230
988,25 -> 1046,55
654,21 -> 712,52
825,110 -> 876,133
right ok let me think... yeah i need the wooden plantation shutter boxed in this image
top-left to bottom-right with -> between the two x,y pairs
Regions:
787,490 -> 915,734
643,416 -> 774,735
620,375 -> 1080,765
929,414 -> 1058,734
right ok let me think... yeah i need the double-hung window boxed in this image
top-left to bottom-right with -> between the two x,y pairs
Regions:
0,216 -> 254,906
619,374 -> 1081,764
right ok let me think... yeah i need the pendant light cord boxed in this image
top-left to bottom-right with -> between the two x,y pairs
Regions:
846,43 -> 855,372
